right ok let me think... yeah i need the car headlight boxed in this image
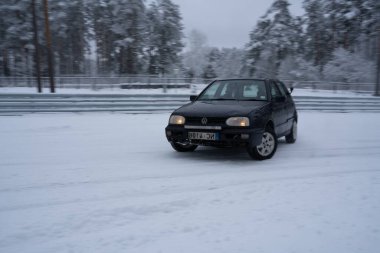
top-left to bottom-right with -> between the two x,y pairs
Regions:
169,115 -> 185,125
226,117 -> 250,127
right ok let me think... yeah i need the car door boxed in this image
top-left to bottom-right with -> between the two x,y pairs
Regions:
269,81 -> 287,135
277,81 -> 296,131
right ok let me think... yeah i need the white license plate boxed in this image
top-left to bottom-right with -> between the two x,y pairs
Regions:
189,132 -> 219,141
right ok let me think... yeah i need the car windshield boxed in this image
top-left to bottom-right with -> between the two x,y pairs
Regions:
197,80 -> 268,101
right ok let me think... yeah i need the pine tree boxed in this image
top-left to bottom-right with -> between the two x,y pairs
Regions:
110,0 -> 145,74
145,1 -> 161,75
316,0 -> 378,77
323,0 -> 361,51
323,48 -> 376,82
202,64 -> 217,79
91,0 -> 146,75
0,0 -> 34,77
91,0 -> 115,74
303,0 -> 333,68
182,29 -> 211,78
215,48 -> 245,79
201,48 -> 219,79
0,5 -> 9,76
353,0 -> 379,61
50,0 -> 88,75
146,0 -> 184,75
245,0 -> 298,77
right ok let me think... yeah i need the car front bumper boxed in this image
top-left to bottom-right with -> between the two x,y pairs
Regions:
165,125 -> 264,147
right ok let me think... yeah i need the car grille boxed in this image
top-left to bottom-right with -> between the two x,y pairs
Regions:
186,117 -> 227,125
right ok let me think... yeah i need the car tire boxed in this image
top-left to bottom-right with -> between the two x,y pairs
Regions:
247,127 -> 277,160
285,120 -> 297,144
170,142 -> 198,152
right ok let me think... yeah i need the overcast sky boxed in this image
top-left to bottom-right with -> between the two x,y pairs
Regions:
168,0 -> 305,49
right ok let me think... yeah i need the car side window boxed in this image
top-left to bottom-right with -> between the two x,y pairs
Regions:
270,81 -> 282,99
277,81 -> 289,97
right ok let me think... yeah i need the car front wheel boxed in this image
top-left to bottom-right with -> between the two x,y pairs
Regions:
170,142 -> 198,152
247,128 -> 277,160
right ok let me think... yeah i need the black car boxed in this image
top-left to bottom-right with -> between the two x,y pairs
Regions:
165,79 -> 297,160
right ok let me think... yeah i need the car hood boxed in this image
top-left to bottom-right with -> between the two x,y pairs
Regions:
174,100 -> 269,118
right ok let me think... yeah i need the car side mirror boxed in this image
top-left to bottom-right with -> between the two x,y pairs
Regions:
190,95 -> 197,102
289,87 -> 294,94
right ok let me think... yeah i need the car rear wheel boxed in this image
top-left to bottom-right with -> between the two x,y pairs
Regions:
247,127 -> 277,160
285,120 -> 297,144
170,142 -> 198,152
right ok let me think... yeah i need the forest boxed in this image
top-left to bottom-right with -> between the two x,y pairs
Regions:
0,0 -> 379,84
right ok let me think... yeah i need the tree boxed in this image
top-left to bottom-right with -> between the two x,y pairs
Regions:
50,0 -> 88,75
91,0 -> 146,75
182,29 -> 210,77
302,0 -> 378,74
246,0 -> 298,77
278,56 -> 320,81
215,48 -> 246,79
323,48 -> 376,83
145,1 -> 161,75
188,29 -> 208,51
0,5 -> 9,76
91,0 -> 115,74
202,64 -> 217,79
0,0 -> 34,77
145,0 -> 184,75
351,0 -> 379,61
110,0 -> 145,74
302,0 -> 333,68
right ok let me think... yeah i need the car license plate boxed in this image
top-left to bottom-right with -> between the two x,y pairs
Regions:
189,132 -> 219,141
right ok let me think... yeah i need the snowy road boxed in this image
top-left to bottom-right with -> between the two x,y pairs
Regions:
0,112 -> 380,253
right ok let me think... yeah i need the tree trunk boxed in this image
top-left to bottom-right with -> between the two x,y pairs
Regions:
32,0 -> 42,92
2,49 -> 10,76
43,0 -> 55,93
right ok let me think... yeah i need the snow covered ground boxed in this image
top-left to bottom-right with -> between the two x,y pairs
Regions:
0,112 -> 380,253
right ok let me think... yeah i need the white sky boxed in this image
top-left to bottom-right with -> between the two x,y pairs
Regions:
167,0 -> 305,49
